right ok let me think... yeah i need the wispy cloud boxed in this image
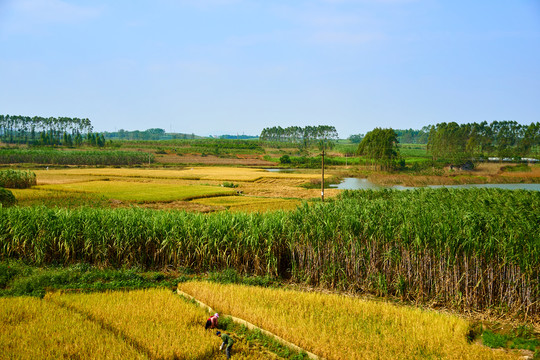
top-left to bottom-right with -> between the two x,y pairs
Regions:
9,0 -> 102,25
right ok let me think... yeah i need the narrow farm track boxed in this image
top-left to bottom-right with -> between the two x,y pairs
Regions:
177,289 -> 323,360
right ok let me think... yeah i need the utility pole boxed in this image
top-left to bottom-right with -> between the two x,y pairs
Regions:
321,148 -> 325,202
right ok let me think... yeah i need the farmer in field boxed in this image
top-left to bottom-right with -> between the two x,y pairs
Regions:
205,312 -> 219,330
216,331 -> 234,359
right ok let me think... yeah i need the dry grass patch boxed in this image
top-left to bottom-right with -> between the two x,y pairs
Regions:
179,281 -> 519,360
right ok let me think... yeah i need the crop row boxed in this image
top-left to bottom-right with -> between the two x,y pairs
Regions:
0,188 -> 538,316
0,149 -> 154,165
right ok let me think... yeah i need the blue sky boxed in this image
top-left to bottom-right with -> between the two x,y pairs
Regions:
1,0 -> 539,138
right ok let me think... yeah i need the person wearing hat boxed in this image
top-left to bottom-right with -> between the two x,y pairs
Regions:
205,313 -> 219,330
216,331 -> 234,359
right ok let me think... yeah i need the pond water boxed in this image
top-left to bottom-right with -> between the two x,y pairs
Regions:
264,168 -> 297,173
330,178 -> 540,191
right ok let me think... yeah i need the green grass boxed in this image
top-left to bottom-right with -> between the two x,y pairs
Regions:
482,329 -> 539,353
0,262 -> 278,299
37,180 -> 237,202
501,164 -> 532,172
0,260 -> 185,298
397,146 -> 430,158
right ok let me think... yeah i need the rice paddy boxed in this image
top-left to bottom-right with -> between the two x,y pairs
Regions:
1,164 -> 538,359
9,166 -> 330,211
1,288 -> 283,359
33,167 -> 324,183
37,181 -> 237,202
0,296 -> 146,359
0,283 -> 524,360
178,281 -> 519,360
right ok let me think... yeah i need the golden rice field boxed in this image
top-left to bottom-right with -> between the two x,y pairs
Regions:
178,281 -> 520,360
10,188 -> 91,201
34,167 -> 324,183
37,181 -> 236,202
0,289 -> 281,359
0,296 -> 146,359
11,166 -> 333,211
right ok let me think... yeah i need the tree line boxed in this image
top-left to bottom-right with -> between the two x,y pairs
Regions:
349,128 -> 430,144
357,128 -> 400,170
357,121 -> 540,170
259,125 -> 339,148
427,121 -> 540,163
104,128 -> 201,141
0,115 -> 94,146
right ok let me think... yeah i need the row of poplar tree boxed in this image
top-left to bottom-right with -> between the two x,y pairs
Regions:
0,115 -> 107,147
426,121 -> 540,163
259,125 -> 339,148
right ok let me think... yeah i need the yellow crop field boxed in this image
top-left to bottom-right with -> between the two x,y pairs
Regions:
10,188 -> 76,200
26,166 -> 334,210
179,281 -> 519,360
0,296 -> 146,359
34,166 -> 324,183
37,181 -> 236,202
193,195 -> 303,212
45,289 -> 280,360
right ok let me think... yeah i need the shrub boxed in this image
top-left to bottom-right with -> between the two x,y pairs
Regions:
0,188 -> 16,207
0,169 -> 36,189
279,154 -> 291,164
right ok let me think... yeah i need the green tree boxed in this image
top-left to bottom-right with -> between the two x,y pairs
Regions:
348,134 -> 364,143
357,128 -> 399,170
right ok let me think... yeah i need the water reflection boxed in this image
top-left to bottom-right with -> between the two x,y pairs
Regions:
330,178 -> 382,190
331,178 -> 540,191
